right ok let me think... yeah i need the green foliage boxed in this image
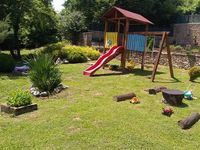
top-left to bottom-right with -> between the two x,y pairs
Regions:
42,42 -> 65,54
189,66 -> 200,81
40,43 -> 100,62
74,46 -> 100,60
170,45 -> 184,51
62,46 -> 87,63
7,90 -> 32,107
59,10 -> 87,44
1,0 -> 59,50
27,54 -> 62,92
178,0 -> 200,14
0,17 -> 13,44
0,53 -> 15,73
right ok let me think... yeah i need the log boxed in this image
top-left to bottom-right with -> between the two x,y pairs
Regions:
113,93 -> 136,102
148,86 -> 167,95
178,112 -> 200,129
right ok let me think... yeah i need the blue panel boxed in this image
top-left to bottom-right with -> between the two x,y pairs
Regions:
126,34 -> 146,52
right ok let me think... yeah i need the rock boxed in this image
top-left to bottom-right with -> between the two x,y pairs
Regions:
56,57 -> 63,65
54,86 -> 63,94
40,92 -> 49,97
33,91 -> 40,97
30,87 -> 38,94
63,85 -> 69,89
63,59 -> 69,64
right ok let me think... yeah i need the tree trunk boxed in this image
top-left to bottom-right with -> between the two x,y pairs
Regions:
113,93 -> 136,102
10,24 -> 21,59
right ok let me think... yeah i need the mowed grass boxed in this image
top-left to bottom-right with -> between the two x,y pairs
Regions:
0,60 -> 200,149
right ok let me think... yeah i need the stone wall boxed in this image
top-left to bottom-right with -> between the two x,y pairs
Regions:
128,51 -> 200,69
174,23 -> 200,46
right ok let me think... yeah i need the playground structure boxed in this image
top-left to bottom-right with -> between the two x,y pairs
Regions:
83,6 -> 174,82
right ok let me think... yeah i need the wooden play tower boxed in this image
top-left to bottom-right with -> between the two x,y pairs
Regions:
101,6 -> 174,82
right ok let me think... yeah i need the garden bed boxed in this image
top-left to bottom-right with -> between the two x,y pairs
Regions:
1,103 -> 38,116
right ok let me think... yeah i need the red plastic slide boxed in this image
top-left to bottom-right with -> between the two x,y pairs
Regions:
83,46 -> 124,76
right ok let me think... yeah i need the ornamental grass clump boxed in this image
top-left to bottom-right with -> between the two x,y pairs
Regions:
7,90 -> 32,107
189,66 -> 200,81
27,54 -> 62,93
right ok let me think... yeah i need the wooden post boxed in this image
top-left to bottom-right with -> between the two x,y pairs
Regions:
151,32 -> 166,82
117,19 -> 120,46
121,19 -> 129,68
103,20 -> 108,54
166,34 -> 174,78
141,25 -> 149,70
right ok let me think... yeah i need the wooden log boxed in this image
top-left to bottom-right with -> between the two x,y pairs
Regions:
113,92 -> 136,102
178,113 -> 200,129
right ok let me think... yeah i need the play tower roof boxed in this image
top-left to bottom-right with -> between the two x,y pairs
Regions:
102,6 -> 153,25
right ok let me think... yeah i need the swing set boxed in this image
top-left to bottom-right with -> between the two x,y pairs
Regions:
83,6 -> 174,82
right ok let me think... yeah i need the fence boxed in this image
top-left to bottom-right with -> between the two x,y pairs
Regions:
176,15 -> 200,23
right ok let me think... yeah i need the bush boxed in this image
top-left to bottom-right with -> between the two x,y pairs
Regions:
189,66 -> 200,81
27,54 -> 62,92
62,46 -> 87,63
0,53 -> 15,73
7,90 -> 32,107
79,46 -> 100,60
41,42 -> 65,58
61,45 -> 100,62
39,42 -> 100,63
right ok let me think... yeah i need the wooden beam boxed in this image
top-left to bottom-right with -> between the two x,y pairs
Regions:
151,32 -> 166,82
103,21 -> 108,54
117,19 -> 120,45
141,25 -> 149,70
129,32 -> 170,36
166,34 -> 174,78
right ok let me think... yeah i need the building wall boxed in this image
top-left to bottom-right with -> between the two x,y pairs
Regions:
174,23 -> 200,46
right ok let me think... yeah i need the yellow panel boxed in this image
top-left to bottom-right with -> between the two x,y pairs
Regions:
105,32 -> 118,48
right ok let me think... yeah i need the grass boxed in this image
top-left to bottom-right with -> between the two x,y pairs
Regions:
0,60 -> 200,149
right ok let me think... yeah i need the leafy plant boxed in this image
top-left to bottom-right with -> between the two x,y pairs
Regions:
63,47 -> 87,63
189,66 -> 200,81
0,53 -> 15,73
7,90 -> 32,107
27,54 -> 62,92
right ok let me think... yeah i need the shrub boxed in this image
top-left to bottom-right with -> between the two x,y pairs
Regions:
0,53 -> 15,73
79,46 -> 100,60
27,54 -> 62,92
189,66 -> 200,81
41,42 -> 64,55
7,90 -> 32,107
170,45 -> 183,51
61,45 -> 100,62
62,46 -> 87,63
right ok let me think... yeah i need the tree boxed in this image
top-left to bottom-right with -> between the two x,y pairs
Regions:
59,10 -> 87,45
178,0 -> 200,14
0,17 -> 13,45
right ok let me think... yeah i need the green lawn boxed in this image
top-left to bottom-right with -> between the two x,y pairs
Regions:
0,60 -> 200,149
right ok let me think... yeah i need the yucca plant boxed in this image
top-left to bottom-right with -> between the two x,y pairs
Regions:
26,54 -> 62,93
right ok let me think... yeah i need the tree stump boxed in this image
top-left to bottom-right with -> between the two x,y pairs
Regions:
162,89 -> 184,106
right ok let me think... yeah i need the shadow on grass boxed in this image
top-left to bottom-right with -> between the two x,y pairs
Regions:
93,68 -> 164,77
175,102 -> 188,108
0,73 -> 27,80
153,77 -> 182,83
